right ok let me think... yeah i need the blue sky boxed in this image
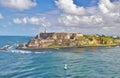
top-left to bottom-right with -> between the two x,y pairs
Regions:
0,0 -> 120,36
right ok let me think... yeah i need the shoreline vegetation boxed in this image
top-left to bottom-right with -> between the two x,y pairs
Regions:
17,32 -> 120,50
17,44 -> 118,50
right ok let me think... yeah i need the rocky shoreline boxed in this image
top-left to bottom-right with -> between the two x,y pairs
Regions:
17,32 -> 119,50
17,45 -> 119,50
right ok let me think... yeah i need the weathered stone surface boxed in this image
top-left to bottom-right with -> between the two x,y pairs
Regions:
17,32 -> 116,49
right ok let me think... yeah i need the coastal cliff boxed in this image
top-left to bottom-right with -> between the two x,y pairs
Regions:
17,32 -> 117,49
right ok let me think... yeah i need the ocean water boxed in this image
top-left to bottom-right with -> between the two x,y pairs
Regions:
0,36 -> 120,78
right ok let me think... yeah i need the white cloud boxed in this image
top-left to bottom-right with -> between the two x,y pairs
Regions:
99,0 -> 114,14
98,0 -> 120,17
0,13 -> 3,19
13,18 -> 22,24
13,17 -> 51,27
55,0 -> 87,15
56,0 -> 120,26
55,0 -> 120,35
11,0 -> 120,35
1,0 -> 37,11
58,14 -> 103,26
102,26 -> 115,30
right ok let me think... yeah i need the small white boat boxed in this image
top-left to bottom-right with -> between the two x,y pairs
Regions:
64,64 -> 68,70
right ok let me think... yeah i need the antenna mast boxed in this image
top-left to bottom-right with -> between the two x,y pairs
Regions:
42,24 -> 47,33
44,26 -> 46,33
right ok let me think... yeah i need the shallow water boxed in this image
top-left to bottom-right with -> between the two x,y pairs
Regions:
0,36 -> 120,78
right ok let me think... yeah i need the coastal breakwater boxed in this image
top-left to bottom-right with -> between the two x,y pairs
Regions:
17,32 -> 118,50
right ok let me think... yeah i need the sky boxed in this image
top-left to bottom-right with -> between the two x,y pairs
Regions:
0,0 -> 120,36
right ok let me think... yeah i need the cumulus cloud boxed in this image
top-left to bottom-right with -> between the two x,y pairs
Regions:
1,0 -> 37,11
53,0 -> 120,35
55,0 -> 87,15
12,0 -> 120,35
99,0 -> 114,14
55,0 -> 120,34
99,0 -> 120,16
0,13 -> 3,19
59,14 -> 103,26
13,17 -> 51,27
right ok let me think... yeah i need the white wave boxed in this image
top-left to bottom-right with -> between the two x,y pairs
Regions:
34,52 -> 47,54
11,50 -> 32,54
1,43 -> 48,54
116,46 -> 119,47
10,50 -> 48,54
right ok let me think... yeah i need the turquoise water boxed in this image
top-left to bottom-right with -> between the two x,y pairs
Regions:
0,36 -> 120,78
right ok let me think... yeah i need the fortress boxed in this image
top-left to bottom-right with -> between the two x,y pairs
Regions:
18,32 -> 84,49
17,32 -> 116,50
